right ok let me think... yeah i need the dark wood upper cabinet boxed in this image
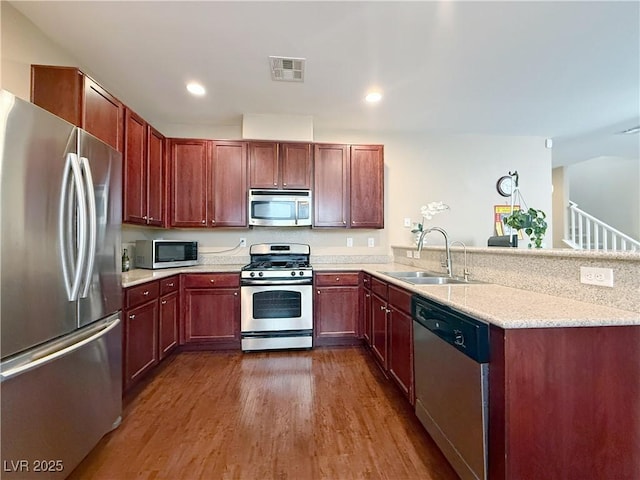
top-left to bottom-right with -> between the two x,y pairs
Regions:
350,145 -> 384,228
169,139 -> 247,228
123,109 -> 147,225
313,144 -> 350,227
146,127 -> 165,227
313,143 -> 384,229
280,143 -> 312,189
123,109 -> 166,227
169,139 -> 209,228
210,141 -> 247,227
31,65 -> 123,152
249,141 -> 312,189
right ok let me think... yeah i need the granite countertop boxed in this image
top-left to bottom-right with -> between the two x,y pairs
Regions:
122,262 -> 639,329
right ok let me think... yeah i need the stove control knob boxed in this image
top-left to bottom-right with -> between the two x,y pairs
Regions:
258,272 -> 264,277
291,271 -> 296,276
299,271 -> 304,276
250,272 -> 255,277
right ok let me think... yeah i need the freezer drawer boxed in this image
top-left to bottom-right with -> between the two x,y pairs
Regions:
1,314 -> 122,479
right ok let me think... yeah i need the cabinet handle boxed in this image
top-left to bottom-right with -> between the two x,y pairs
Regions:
149,217 -> 154,221
143,291 -> 149,296
234,292 -> 238,296
161,300 -> 167,305
273,182 -> 277,186
343,221 -> 346,225
211,219 -> 216,224
283,182 -> 287,186
380,305 -> 385,311
317,290 -> 320,295
167,282 -> 174,287
129,314 -> 135,319
201,220 -> 206,224
386,308 -> 392,313
366,294 -> 370,298
210,279 -> 215,283
335,277 -> 340,281
142,215 -> 147,220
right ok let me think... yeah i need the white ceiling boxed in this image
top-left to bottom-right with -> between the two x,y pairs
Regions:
10,1 -> 640,165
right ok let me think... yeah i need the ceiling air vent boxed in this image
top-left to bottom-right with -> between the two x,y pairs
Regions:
269,56 -> 305,82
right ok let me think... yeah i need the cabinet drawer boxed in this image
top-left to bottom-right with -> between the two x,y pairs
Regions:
388,285 -> 412,314
182,273 -> 240,288
371,277 -> 388,299
160,275 -> 179,295
315,272 -> 360,286
126,280 -> 160,309
362,273 -> 371,290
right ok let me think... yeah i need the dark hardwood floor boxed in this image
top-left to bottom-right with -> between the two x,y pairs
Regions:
68,347 -> 458,479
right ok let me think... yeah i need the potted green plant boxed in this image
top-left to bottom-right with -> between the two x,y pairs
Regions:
503,207 -> 548,248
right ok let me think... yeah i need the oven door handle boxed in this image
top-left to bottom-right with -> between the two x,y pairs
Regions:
241,278 -> 313,286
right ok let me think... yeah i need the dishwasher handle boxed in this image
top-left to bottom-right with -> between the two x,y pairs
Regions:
412,295 -> 490,363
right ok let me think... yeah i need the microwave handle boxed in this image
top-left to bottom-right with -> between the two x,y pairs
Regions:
295,200 -> 299,226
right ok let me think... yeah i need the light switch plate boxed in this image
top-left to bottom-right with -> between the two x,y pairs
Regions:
367,237 -> 375,247
346,237 -> 353,247
580,266 -> 614,287
404,217 -> 412,227
406,250 -> 412,258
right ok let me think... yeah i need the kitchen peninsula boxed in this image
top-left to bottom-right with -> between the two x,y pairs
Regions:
122,246 -> 640,480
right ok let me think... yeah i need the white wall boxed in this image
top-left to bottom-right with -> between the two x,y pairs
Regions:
567,156 -> 640,239
3,2 -> 554,255
0,2 -> 81,99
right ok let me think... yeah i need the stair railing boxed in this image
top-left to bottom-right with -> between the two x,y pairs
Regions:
566,201 -> 640,252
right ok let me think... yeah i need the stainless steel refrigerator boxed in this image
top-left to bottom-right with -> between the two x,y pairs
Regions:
0,89 -> 122,479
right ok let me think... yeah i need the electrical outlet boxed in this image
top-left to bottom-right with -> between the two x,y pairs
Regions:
239,237 -> 247,247
404,217 -> 412,227
580,266 -> 614,287
346,237 -> 353,247
413,251 -> 421,259
406,250 -> 413,258
368,237 -> 375,247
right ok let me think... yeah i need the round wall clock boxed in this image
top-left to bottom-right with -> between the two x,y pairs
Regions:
496,175 -> 513,197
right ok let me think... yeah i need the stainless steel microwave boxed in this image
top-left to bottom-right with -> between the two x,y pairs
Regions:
135,240 -> 198,269
248,189 -> 312,227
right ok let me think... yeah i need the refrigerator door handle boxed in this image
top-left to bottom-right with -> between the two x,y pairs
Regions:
0,316 -> 121,382
59,152 -> 87,301
79,156 -> 97,298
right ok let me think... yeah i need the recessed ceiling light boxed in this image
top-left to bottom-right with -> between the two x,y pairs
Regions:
186,82 -> 206,96
365,91 -> 382,103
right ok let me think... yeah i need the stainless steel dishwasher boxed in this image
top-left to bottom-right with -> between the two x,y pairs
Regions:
412,295 -> 490,480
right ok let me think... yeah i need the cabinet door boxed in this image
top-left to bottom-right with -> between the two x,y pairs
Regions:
388,306 -> 413,403
314,286 -> 360,346
249,142 -> 279,189
146,127 -> 165,227
371,294 -> 388,369
170,139 -> 208,227
159,291 -> 178,360
30,65 -> 83,126
184,288 -> 240,344
280,143 -> 312,189
362,287 -> 372,345
313,144 -> 349,227
83,76 -> 123,152
210,141 -> 247,227
350,145 -> 384,228
123,109 -> 147,225
125,300 -> 158,389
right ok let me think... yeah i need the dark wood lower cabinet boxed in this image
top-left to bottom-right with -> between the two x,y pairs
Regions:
159,291 -> 178,360
182,273 -> 240,348
124,298 -> 158,390
314,272 -> 360,346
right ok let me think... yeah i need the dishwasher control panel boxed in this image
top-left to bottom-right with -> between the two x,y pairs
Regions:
412,295 -> 490,363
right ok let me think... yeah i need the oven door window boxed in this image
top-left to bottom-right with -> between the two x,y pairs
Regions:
252,290 -> 301,319
251,201 -> 296,221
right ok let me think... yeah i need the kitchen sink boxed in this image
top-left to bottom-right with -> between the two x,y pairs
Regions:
379,271 -> 482,285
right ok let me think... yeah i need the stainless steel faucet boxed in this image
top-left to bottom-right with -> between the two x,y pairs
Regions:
417,226 -> 452,277
449,240 -> 470,281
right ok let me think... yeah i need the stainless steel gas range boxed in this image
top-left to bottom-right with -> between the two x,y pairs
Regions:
240,243 -> 313,351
